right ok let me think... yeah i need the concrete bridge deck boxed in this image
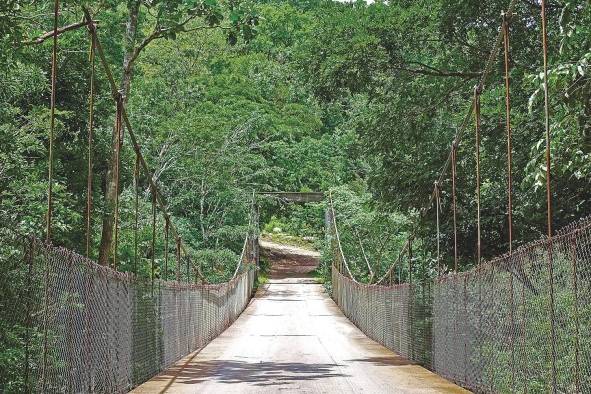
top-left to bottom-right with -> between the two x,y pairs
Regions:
132,270 -> 468,393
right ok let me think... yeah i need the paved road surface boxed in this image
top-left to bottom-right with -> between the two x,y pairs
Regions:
132,243 -> 469,393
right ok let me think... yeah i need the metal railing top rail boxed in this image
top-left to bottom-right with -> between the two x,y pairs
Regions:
330,214 -> 591,393
2,227 -> 258,393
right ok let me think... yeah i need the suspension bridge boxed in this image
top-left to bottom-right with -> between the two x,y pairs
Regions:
2,0 -> 590,393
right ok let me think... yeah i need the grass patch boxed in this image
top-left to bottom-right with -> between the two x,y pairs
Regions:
257,272 -> 269,285
255,256 -> 271,288
309,268 -> 326,284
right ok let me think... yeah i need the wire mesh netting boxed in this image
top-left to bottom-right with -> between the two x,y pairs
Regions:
1,230 -> 256,393
331,216 -> 591,393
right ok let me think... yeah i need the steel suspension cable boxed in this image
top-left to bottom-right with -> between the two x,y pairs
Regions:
354,228 -> 374,282
374,0 -> 520,283
541,0 -> 553,238
86,24 -> 95,257
233,235 -> 249,279
46,0 -> 60,241
502,11 -> 516,387
231,192 -> 258,280
502,12 -> 514,255
428,0 -> 520,206
42,2 -> 59,389
82,7 -> 208,282
113,95 -> 123,269
328,192 -> 360,283
540,1 -> 558,391
374,237 -> 410,285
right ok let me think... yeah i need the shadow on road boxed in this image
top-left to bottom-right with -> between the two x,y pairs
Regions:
151,359 -> 348,388
345,356 -> 415,367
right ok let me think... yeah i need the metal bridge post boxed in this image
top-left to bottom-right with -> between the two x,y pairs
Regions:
540,2 -> 557,391
502,10 -> 517,388
85,24 -> 96,258
46,0 -> 59,242
112,93 -> 123,270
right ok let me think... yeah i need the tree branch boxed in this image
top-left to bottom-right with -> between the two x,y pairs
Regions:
125,16 -> 228,75
23,20 -> 97,45
395,61 -> 482,78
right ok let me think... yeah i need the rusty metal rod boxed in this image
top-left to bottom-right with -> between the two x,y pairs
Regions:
82,7 -> 207,282
540,1 -> 558,391
541,0 -> 553,238
42,1 -> 59,388
86,26 -> 95,258
502,12 -> 516,388
503,11 -> 514,255
46,0 -> 59,242
112,95 -> 122,269
474,87 -> 482,266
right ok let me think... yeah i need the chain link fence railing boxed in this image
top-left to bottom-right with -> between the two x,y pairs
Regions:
331,215 -> 591,393
0,230 -> 256,393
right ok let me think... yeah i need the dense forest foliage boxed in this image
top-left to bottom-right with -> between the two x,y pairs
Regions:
2,0 -> 589,276
0,0 -> 589,372
1,0 -> 589,390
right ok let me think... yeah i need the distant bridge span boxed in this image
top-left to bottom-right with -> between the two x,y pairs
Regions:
257,191 -> 325,203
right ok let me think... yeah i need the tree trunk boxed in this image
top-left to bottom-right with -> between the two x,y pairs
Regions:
97,0 -> 141,265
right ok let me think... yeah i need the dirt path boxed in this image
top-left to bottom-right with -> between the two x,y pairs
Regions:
260,239 -> 320,280
131,242 -> 469,393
